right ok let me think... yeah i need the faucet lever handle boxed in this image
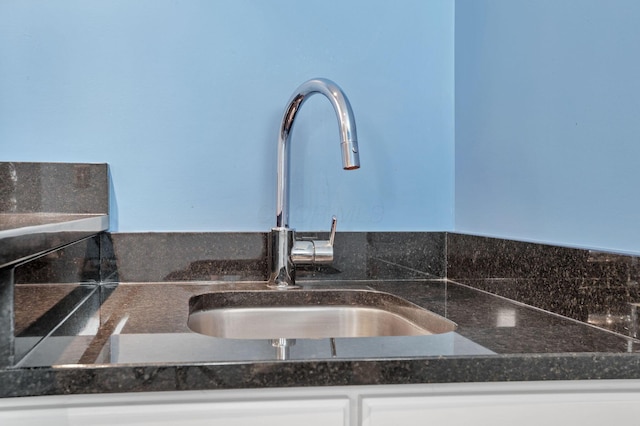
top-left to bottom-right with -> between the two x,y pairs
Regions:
290,216 -> 337,265
310,215 -> 337,263
329,215 -> 337,246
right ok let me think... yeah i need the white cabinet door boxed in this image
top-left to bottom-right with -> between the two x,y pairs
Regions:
361,381 -> 640,426
66,398 -> 349,426
0,391 -> 350,426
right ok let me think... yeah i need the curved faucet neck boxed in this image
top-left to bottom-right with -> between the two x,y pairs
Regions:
276,78 -> 360,228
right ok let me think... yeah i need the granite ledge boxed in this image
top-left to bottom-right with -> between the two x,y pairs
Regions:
0,214 -> 108,269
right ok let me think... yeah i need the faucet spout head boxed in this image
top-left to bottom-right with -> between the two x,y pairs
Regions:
341,139 -> 360,170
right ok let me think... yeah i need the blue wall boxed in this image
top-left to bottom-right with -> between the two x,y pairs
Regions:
456,0 -> 640,254
0,0 -> 455,232
7,0 -> 638,254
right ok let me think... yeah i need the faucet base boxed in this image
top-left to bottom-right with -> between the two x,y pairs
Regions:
268,227 -> 297,288
266,283 -> 301,290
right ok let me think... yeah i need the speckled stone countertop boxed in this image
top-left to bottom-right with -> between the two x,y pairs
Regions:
3,278 -> 640,398
20,279 -> 636,364
3,231 -> 640,398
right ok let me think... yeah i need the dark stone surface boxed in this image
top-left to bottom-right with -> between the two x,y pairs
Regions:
102,231 -> 445,284
0,162 -> 109,371
0,269 -> 14,368
0,162 -> 108,214
13,285 -> 98,363
11,231 -> 102,363
447,233 -> 640,337
0,162 -> 108,268
15,234 -> 101,285
4,231 -> 640,398
296,232 -> 445,280
12,280 -> 635,365
0,216 -> 107,269
101,233 -> 268,283
3,354 -> 640,398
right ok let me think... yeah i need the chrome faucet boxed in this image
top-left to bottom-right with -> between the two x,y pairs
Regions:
268,78 -> 360,288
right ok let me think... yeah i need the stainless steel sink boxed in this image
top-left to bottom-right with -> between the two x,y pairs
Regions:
188,289 -> 456,339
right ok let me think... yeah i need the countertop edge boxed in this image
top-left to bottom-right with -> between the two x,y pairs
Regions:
0,214 -> 108,269
0,214 -> 108,239
3,353 -> 640,398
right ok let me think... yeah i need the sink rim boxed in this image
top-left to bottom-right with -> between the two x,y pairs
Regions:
187,288 -> 457,339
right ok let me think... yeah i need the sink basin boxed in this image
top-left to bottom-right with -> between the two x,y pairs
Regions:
188,289 -> 456,339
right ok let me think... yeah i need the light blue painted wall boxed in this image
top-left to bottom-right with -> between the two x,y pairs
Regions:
4,0 -> 640,255
0,0 -> 455,232
455,0 -> 640,254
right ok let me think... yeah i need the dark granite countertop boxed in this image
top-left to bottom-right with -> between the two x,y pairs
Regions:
3,277 -> 640,398
4,230 -> 640,398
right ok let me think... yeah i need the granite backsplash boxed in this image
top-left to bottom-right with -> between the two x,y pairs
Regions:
17,231 -> 640,343
98,231 -> 446,284
447,233 -> 640,338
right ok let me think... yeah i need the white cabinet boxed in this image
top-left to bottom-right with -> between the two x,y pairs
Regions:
3,380 -> 640,426
361,381 -> 640,426
0,390 -> 350,426
67,398 -> 348,426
